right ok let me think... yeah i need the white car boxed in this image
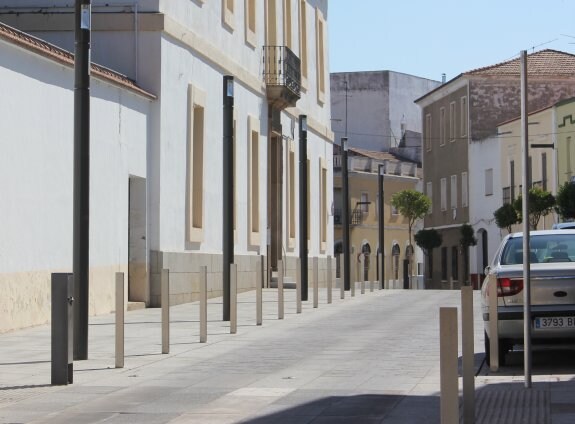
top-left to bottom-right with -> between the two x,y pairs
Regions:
481,230 -> 575,366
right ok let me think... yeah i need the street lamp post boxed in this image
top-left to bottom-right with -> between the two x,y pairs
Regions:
73,0 -> 91,361
222,75 -> 234,321
299,115 -> 309,301
378,164 -> 385,290
342,138 -> 351,291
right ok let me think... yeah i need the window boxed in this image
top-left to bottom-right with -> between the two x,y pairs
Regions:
449,102 -> 456,141
307,159 -> 311,241
510,160 -> 515,200
186,85 -> 206,243
315,8 -> 326,104
248,116 -> 260,244
485,168 -> 493,196
222,0 -> 235,30
266,0 -> 277,45
233,118 -> 237,232
542,153 -> 547,191
426,181 -> 433,214
461,96 -> 468,137
462,172 -> 468,207
440,177 -> 447,211
299,0 -> 308,86
245,0 -> 256,47
439,107 -> 446,146
441,247 -> 448,280
425,114 -> 432,151
321,161 -> 327,249
567,137 -> 573,178
289,146 -> 295,241
450,175 -> 457,209
451,246 -> 458,281
283,0 -> 292,49
360,192 -> 369,213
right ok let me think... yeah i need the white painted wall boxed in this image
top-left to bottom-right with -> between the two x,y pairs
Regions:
468,136 -> 504,277
0,38 -> 151,331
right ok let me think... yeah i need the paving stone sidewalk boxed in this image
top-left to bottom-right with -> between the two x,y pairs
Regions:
1,287 -> 574,423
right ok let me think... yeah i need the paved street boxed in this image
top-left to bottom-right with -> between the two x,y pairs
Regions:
1,287 -> 575,423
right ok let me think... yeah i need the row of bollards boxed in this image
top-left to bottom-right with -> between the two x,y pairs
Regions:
51,253 -> 385,386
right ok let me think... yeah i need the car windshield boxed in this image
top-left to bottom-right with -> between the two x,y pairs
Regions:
500,234 -> 575,265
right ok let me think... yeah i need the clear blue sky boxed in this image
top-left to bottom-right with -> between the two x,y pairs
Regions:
328,0 -> 575,82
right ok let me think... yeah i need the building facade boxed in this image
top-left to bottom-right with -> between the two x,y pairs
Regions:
416,50 -> 575,289
333,147 -> 422,287
0,0 -> 333,331
330,71 -> 440,152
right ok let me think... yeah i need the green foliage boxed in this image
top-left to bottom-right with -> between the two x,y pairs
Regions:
459,223 -> 477,248
414,229 -> 442,256
555,181 -> 575,220
494,203 -> 519,234
513,187 -> 555,230
390,189 -> 431,246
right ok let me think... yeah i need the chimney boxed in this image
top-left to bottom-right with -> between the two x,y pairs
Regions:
441,73 -> 446,84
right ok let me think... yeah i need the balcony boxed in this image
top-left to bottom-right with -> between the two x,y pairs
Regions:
263,45 -> 301,110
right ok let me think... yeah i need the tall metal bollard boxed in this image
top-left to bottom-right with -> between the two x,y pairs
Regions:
361,280 -> 365,295
51,273 -> 74,385
327,256 -> 332,304
161,269 -> 170,354
462,286 -> 475,424
230,263 -> 237,334
440,307 -> 459,424
115,272 -> 124,368
296,258 -> 302,313
200,266 -> 208,342
278,260 -> 284,319
351,256 -> 356,297
313,257 -> 319,308
256,256 -> 263,325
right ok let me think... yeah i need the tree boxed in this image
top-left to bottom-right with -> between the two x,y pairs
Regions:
494,203 -> 519,234
555,181 -> 575,221
390,189 -> 431,248
415,229 -> 442,279
460,223 -> 477,286
513,187 -> 555,230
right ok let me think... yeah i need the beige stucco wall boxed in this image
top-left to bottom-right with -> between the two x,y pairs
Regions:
555,99 -> 575,187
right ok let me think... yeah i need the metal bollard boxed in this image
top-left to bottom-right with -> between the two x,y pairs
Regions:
462,286 -> 475,424
351,257 -> 356,297
51,273 -> 74,385
440,307 -> 459,424
200,266 -> 208,342
361,280 -> 365,294
340,277 -> 345,299
327,256 -> 332,304
230,263 -> 237,334
296,258 -> 302,314
313,257 -> 319,308
161,269 -> 170,354
256,256 -> 263,325
115,272 -> 124,368
370,280 -> 374,292
278,260 -> 285,318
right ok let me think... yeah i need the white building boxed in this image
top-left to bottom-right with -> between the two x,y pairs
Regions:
1,0 -> 333,331
0,22 -> 153,332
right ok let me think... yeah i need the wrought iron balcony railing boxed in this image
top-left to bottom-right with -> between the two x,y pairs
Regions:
263,45 -> 301,109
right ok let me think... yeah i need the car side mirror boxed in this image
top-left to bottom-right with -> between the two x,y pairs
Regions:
484,265 -> 491,275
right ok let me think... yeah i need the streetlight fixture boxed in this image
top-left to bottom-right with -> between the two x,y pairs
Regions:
342,137 -> 351,291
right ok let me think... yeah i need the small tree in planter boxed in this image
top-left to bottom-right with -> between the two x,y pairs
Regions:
494,203 -> 519,234
460,223 -> 477,286
555,181 -> 575,221
414,229 -> 442,283
513,187 -> 555,230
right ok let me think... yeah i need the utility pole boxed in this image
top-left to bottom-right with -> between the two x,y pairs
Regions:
520,50 -> 532,388
73,0 -> 91,361
299,115 -> 309,301
222,75 -> 234,321
378,164 -> 385,289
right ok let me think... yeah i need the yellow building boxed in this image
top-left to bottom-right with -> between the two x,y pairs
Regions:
333,147 -> 422,286
499,106 -> 556,231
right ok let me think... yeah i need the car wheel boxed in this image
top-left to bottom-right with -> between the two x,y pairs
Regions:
484,330 -> 508,367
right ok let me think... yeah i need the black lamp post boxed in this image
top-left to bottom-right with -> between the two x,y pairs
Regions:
342,138 -> 350,291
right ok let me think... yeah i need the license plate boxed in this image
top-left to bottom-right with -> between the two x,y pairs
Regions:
534,316 -> 575,329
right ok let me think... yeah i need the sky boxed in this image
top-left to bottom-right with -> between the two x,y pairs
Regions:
328,0 -> 575,82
